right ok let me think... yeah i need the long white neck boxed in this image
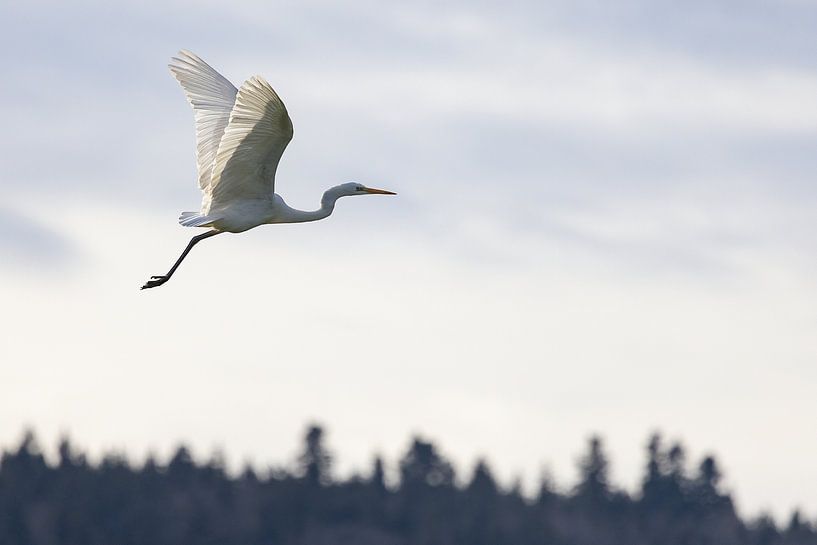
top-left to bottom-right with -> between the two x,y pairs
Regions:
283,187 -> 342,223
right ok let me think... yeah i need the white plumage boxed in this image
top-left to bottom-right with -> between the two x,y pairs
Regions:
168,50 -> 238,194
142,50 -> 395,290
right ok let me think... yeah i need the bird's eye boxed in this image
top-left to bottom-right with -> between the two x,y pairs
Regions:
356,186 -> 364,191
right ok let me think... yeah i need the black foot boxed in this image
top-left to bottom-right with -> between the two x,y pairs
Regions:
141,276 -> 169,290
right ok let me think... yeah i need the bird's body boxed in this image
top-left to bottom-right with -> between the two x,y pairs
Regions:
141,51 -> 394,289
182,194 -> 321,232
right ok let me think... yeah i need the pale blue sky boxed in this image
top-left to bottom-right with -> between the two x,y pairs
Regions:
2,0 -> 817,519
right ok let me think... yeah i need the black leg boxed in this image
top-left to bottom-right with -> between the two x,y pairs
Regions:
141,230 -> 221,290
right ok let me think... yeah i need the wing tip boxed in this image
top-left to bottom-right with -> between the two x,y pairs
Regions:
172,49 -> 197,63
168,50 -> 206,74
240,75 -> 286,107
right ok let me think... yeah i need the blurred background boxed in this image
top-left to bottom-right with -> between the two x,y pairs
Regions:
1,0 -> 817,529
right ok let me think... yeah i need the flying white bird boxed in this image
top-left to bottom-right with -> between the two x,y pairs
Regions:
141,50 -> 395,290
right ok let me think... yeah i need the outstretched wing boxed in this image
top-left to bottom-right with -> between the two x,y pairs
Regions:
207,76 -> 293,209
168,50 -> 238,192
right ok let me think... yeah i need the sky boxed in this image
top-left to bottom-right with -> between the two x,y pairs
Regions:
2,0 -> 817,520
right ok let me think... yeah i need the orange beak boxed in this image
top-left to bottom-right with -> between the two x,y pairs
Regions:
363,187 -> 397,195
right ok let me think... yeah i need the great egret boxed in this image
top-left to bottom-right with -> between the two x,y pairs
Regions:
141,50 -> 395,290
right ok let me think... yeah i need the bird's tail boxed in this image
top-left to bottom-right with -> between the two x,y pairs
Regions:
179,211 -> 216,227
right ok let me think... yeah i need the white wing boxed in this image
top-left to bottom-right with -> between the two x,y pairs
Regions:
207,75 -> 293,209
168,50 -> 238,192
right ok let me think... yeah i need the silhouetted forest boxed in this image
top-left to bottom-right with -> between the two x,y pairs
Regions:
1,426 -> 815,545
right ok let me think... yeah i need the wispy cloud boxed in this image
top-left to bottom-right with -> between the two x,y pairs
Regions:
0,206 -> 79,272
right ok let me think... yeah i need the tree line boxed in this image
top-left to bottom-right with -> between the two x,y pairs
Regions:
0,426 -> 814,545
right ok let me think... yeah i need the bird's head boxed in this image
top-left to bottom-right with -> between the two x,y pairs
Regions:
337,181 -> 396,197
321,182 -> 396,209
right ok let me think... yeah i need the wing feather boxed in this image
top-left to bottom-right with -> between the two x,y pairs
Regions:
206,76 -> 293,209
168,50 -> 238,192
